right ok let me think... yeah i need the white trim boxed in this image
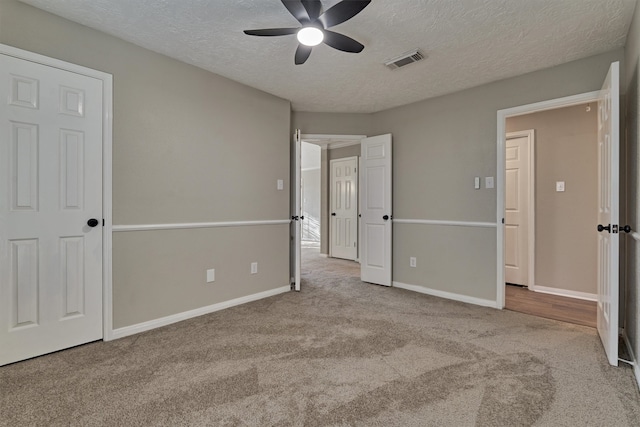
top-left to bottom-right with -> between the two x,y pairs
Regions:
622,331 -> 640,391
393,281 -> 498,308
496,90 -> 600,309
505,130 -> 536,288
112,219 -> 291,232
0,44 -> 115,342
529,285 -> 597,302
319,253 -> 329,258
393,219 -> 496,228
327,140 -> 361,149
111,286 -> 291,340
300,134 -> 366,150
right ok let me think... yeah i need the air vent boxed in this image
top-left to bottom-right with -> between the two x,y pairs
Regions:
384,49 -> 426,70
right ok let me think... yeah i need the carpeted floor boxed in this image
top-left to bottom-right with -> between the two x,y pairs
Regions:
1,248 -> 639,426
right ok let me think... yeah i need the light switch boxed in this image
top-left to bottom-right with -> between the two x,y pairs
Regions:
206,268 -> 215,283
485,177 -> 494,189
277,179 -> 284,190
474,177 -> 480,189
556,181 -> 565,192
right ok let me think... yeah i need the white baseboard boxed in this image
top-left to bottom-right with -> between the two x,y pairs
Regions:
318,253 -> 328,258
529,285 -> 597,302
622,331 -> 640,391
393,281 -> 498,309
111,285 -> 290,340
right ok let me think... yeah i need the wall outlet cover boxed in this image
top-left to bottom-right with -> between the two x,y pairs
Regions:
485,176 -> 494,189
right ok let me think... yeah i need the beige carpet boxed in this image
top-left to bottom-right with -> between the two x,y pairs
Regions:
1,248 -> 639,426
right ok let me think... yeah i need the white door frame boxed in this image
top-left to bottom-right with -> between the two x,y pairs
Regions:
300,134 -> 365,259
497,91 -> 599,308
0,44 -> 114,340
505,130 -> 536,289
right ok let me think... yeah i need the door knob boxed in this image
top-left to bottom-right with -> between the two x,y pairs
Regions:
331,213 -> 336,216
383,215 -> 389,221
597,224 -> 611,233
87,218 -> 99,228
621,225 -> 632,233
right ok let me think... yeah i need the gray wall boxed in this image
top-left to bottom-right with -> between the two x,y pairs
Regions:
506,104 -> 598,295
369,50 -> 623,302
624,0 -> 640,379
294,50 -> 624,302
0,0 -> 291,329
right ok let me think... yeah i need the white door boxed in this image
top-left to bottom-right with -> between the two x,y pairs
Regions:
596,61 -> 620,366
293,130 -> 302,291
505,132 -> 531,286
330,156 -> 358,260
360,134 -> 392,286
0,53 -> 104,366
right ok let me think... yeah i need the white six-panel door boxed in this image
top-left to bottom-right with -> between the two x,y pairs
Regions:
0,53 -> 103,365
596,61 -> 620,367
330,156 -> 358,260
505,132 -> 531,286
360,134 -> 392,286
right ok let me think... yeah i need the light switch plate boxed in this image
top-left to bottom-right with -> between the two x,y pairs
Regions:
206,268 -> 215,283
556,181 -> 565,192
251,262 -> 258,274
277,179 -> 284,190
485,177 -> 494,189
474,177 -> 480,189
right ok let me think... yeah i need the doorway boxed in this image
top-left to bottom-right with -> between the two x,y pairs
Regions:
330,156 -> 358,260
293,133 -> 393,289
503,102 -> 599,327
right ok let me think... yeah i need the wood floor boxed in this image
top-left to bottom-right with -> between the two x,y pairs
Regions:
505,285 -> 597,328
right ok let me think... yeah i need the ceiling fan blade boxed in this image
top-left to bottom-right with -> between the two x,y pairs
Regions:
318,0 -> 371,28
301,0 -> 322,21
295,44 -> 313,65
323,30 -> 364,53
244,28 -> 299,36
282,0 -> 311,24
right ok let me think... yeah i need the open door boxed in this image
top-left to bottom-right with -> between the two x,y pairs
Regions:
596,61 -> 619,366
293,130 -> 302,291
360,134 -> 392,286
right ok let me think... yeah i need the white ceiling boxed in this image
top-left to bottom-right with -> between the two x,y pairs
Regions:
19,0 -> 636,113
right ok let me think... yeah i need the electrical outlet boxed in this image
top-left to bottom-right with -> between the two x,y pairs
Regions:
410,257 -> 417,268
206,268 -> 215,283
251,262 -> 258,274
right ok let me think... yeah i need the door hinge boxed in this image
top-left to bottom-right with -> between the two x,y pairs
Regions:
502,218 -> 505,224
103,219 -> 105,226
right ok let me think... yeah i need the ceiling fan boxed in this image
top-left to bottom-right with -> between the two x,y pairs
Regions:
244,0 -> 371,65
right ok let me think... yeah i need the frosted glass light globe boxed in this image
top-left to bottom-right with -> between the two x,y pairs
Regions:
297,27 -> 324,46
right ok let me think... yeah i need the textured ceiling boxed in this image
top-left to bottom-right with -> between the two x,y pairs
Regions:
19,0 -> 636,113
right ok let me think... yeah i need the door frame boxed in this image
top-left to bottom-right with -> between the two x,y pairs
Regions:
329,156 -> 359,260
496,91 -> 599,308
299,134 -> 365,260
0,44 -> 114,340
505,130 -> 536,289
